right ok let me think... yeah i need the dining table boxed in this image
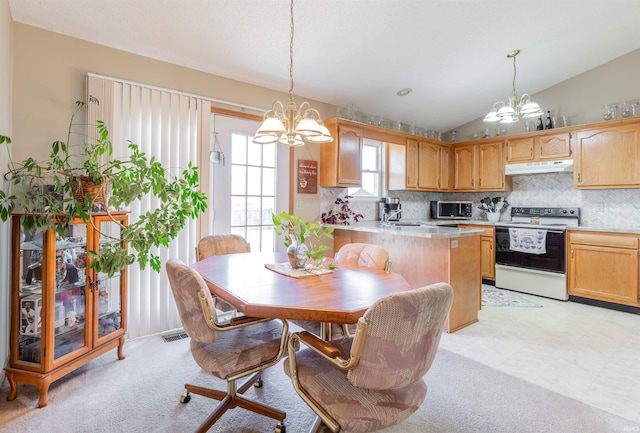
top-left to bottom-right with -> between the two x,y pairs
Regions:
190,251 -> 413,340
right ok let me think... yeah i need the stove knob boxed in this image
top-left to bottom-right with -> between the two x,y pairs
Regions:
569,209 -> 575,214
562,209 -> 567,214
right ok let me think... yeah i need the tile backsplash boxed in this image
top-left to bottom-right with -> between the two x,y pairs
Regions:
321,172 -> 640,227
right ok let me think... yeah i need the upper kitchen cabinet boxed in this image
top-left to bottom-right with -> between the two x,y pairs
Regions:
574,120 -> 640,188
453,143 -> 476,190
320,120 -> 362,187
453,139 -> 511,192
506,131 -> 572,163
391,138 -> 450,191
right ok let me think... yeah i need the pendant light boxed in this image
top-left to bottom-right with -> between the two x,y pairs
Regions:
252,0 -> 333,146
483,49 -> 543,124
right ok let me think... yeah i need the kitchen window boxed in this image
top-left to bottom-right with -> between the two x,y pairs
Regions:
348,139 -> 383,199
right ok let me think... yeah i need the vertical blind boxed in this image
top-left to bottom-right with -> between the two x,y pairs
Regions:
87,75 -> 211,339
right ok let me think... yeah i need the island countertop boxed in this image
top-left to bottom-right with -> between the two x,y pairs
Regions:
324,220 -> 484,239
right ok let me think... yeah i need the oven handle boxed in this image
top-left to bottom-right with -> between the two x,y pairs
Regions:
496,228 -> 565,235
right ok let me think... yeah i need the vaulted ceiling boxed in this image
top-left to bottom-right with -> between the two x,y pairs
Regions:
9,0 -> 640,132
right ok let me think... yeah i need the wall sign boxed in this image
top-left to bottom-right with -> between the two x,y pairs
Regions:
297,159 -> 318,194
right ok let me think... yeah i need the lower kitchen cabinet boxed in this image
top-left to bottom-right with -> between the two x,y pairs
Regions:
459,224 -> 495,281
568,231 -> 639,306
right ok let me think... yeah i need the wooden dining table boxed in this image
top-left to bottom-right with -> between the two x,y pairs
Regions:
190,251 -> 413,340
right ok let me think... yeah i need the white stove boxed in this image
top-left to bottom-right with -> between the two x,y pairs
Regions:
494,207 -> 580,301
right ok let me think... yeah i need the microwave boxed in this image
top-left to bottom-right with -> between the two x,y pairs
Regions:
430,201 -> 473,220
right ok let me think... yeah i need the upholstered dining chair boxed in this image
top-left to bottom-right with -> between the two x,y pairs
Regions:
196,234 -> 251,315
166,259 -> 290,433
284,282 -> 454,433
292,243 -> 390,339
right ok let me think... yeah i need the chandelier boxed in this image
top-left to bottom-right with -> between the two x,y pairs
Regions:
483,49 -> 543,124
252,0 -> 333,146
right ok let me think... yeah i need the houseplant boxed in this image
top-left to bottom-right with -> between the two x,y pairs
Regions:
0,97 -> 207,276
272,212 -> 334,269
320,195 -> 363,225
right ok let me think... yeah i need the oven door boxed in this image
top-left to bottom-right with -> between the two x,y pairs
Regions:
495,226 -> 566,273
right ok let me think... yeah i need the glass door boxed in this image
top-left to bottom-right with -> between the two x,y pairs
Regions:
53,221 -> 89,361
91,214 -> 127,344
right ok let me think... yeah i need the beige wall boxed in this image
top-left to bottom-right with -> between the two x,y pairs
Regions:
12,23 -> 332,224
453,48 -> 640,141
0,0 -> 12,380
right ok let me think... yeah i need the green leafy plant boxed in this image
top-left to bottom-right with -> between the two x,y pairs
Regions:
321,195 -> 363,225
0,97 -> 207,276
272,212 -> 334,268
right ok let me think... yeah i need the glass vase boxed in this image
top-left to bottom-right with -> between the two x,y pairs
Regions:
287,237 -> 309,269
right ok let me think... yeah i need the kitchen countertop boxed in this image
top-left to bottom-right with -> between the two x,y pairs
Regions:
324,220 -> 485,239
328,219 -> 640,236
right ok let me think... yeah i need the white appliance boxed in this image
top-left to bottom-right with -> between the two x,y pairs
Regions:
505,159 -> 573,175
494,206 -> 580,300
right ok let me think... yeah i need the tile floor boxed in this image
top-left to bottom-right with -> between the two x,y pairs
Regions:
439,285 -> 640,423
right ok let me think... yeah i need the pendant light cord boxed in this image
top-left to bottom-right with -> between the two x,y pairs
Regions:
288,0 -> 295,101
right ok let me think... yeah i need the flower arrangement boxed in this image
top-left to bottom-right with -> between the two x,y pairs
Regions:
477,196 -> 509,213
321,195 -> 364,225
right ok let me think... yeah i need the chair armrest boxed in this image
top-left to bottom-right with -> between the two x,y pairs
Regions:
298,331 -> 340,359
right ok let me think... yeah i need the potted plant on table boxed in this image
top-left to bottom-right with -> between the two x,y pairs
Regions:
0,97 -> 207,276
272,212 -> 335,270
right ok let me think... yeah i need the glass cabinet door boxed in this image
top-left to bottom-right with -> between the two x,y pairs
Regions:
16,223 -> 46,366
53,222 -> 89,361
92,215 -> 126,342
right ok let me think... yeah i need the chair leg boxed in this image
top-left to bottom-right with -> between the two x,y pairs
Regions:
184,376 -> 285,433
236,370 -> 263,394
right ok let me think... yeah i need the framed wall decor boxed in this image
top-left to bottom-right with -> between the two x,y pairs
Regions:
297,159 -> 318,194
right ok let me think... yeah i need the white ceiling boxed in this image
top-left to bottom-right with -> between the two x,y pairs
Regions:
9,0 -> 640,132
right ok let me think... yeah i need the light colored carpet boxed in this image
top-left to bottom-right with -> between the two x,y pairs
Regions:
482,286 -> 542,307
1,332 -> 637,433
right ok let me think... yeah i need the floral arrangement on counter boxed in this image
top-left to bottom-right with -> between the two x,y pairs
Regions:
477,196 -> 509,213
478,197 -> 509,222
321,195 -> 364,225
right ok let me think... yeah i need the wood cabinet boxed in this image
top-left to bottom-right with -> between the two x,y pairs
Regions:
320,121 -> 362,187
453,139 -> 511,192
459,224 -> 495,281
386,142 -> 406,190
396,138 -> 450,191
506,132 -> 571,163
453,143 -> 476,190
568,231 -> 639,306
6,213 -> 128,407
405,138 -> 418,188
574,122 -> 640,189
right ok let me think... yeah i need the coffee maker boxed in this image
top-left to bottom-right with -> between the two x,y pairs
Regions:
379,197 -> 401,222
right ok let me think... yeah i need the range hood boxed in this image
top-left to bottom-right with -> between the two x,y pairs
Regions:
505,159 -> 574,175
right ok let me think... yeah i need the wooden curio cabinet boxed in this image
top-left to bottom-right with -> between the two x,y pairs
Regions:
6,212 -> 128,407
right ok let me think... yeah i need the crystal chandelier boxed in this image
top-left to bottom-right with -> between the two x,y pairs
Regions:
252,0 -> 333,146
483,49 -> 543,124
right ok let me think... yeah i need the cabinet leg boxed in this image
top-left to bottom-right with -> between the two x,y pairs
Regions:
117,335 -> 126,360
36,377 -> 52,408
6,372 -> 17,401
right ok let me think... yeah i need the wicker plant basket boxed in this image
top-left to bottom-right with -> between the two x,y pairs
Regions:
70,175 -> 108,209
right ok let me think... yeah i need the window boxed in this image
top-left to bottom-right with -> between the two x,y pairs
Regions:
230,133 -> 276,252
348,139 -> 383,198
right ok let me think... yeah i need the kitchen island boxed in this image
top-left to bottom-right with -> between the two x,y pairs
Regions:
327,221 -> 483,332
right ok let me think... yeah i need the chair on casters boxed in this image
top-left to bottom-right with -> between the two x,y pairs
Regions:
166,258 -> 289,433
196,234 -> 251,316
284,282 -> 454,433
292,243 -> 390,339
